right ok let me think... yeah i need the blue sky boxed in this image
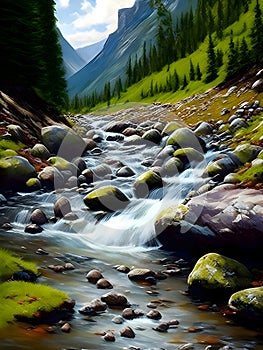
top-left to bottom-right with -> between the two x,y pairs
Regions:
55,0 -> 135,49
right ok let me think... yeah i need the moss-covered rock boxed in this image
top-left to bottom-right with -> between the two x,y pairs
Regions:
133,170 -> 163,198
83,186 -> 130,212
142,129 -> 162,144
232,144 -> 262,164
228,287 -> 263,323
0,156 -> 36,191
173,147 -> 204,166
48,156 -> 77,175
26,178 -> 42,191
166,127 -> 205,152
163,157 -> 184,176
30,143 -> 50,160
162,121 -> 185,136
155,204 -> 189,234
187,253 -> 252,292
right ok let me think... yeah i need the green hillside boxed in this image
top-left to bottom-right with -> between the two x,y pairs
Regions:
73,0 -> 261,113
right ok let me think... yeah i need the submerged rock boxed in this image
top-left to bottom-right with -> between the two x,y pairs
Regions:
83,185 -> 130,212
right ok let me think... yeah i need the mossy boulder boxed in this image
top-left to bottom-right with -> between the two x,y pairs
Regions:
133,170 -> 163,198
142,129 -> 162,144
173,147 -> 204,166
83,186 -> 130,212
228,287 -> 263,324
229,162 -> 263,185
232,144 -> 262,164
0,156 -> 36,191
194,122 -> 213,136
26,178 -> 42,191
30,143 -> 51,160
187,253 -> 252,293
166,127 -> 205,152
155,204 -> 189,235
41,125 -> 86,160
163,157 -> 184,176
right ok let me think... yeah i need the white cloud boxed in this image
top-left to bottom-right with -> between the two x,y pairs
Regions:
73,0 -> 134,29
57,0 -> 70,8
81,0 -> 92,11
67,29 -> 107,48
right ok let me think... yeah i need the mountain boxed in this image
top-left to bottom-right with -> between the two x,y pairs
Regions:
67,0 -> 197,98
76,39 -> 107,64
57,28 -> 86,79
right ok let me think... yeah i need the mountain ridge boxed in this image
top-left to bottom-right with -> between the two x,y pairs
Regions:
67,0 -> 197,98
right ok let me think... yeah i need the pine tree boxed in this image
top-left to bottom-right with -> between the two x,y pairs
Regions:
189,59 -> 195,80
205,35 -> 218,83
226,36 -> 239,78
126,56 -> 132,87
196,63 -> 202,80
182,74 -> 188,89
250,0 -> 263,64
216,0 -> 224,39
239,37 -> 251,71
173,69 -> 180,92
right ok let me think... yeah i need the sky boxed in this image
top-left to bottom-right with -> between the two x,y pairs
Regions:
55,0 -> 135,49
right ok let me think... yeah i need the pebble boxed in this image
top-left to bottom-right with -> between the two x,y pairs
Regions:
103,331 -> 115,342
60,323 -> 71,333
146,309 -> 162,320
96,278 -> 113,289
86,269 -> 103,283
112,316 -> 124,324
120,326 -> 135,338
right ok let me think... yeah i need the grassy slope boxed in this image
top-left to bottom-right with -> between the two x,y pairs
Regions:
90,0 -> 258,112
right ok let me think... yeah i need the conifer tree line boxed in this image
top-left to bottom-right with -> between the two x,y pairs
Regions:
70,0 -> 263,112
0,0 -> 67,108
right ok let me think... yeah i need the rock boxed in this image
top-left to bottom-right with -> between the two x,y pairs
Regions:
7,124 -> 25,143
101,292 -> 129,307
41,125 -> 86,160
153,322 -> 169,332
128,268 -> 156,281
122,127 -> 143,137
103,331 -> 115,342
157,145 -> 175,160
54,197 -> 72,218
78,298 -> 107,315
26,178 -> 42,191
122,308 -> 137,320
146,310 -> 162,320
24,224 -> 43,234
30,209 -> 48,225
133,170 -> 163,198
228,286 -> 263,324
83,186 -> 130,212
86,269 -> 103,283
92,164 -> 112,179
0,156 -> 36,191
96,278 -> 113,289
187,253 -> 252,294
48,156 -> 78,176
142,129 -> 162,144
232,143 -> 262,163
173,147 -> 204,166
103,121 -> 134,133
38,166 -> 64,189
30,143 -> 50,160
194,122 -> 213,136
63,212 -> 79,221
116,166 -> 135,177
112,316 -> 124,324
120,326 -> 135,338
116,265 -> 130,273
229,118 -> 249,132
162,121 -> 185,136
61,323 -> 71,333
163,157 -> 184,176
252,78 -> 263,92
166,127 -> 205,152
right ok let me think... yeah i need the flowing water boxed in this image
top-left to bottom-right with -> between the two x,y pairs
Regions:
0,115 -> 262,350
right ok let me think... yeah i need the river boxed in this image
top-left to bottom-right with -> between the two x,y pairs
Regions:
0,112 -> 262,350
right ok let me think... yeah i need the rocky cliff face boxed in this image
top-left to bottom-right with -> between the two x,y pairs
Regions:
67,0 -> 197,98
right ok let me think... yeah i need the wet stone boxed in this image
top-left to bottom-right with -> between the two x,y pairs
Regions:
60,322 -> 71,333
146,309 -> 162,320
96,278 -> 113,289
101,292 -> 129,307
153,322 -> 169,332
86,269 -> 103,283
24,224 -> 43,234
116,265 -> 130,273
120,326 -> 136,338
103,331 -> 115,342
112,316 -> 124,324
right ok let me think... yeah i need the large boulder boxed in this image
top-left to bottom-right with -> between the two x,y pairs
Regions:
187,253 -> 252,294
83,186 -> 130,212
0,156 -> 36,191
41,125 -> 86,160
30,143 -> 51,160
232,143 -> 262,164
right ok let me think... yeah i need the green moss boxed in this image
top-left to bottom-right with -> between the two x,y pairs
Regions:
0,138 -> 25,154
173,148 -> 204,163
229,287 -> 263,312
187,253 -> 252,290
232,163 -> 263,184
0,249 -> 38,281
0,149 -> 18,158
155,204 -> 189,224
0,281 -> 68,328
